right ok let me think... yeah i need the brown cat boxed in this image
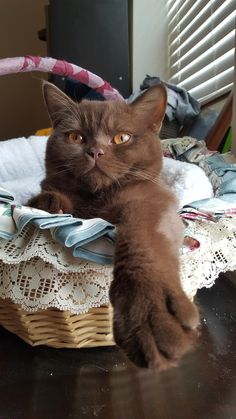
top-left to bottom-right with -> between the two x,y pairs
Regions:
28,82 -> 200,370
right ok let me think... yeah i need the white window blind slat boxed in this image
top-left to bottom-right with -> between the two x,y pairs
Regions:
169,15 -> 235,75
169,0 -> 224,48
168,0 -> 199,36
179,49 -> 235,91
167,0 -> 186,23
188,67 -> 234,101
169,0 -> 235,58
170,32 -> 235,85
167,0 -> 176,8
200,83 -> 234,105
168,0 -> 236,103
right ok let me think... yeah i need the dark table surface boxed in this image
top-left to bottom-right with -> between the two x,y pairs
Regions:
0,275 -> 235,419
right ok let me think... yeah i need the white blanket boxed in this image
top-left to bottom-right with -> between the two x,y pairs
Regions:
0,136 -> 47,204
0,136 -> 213,207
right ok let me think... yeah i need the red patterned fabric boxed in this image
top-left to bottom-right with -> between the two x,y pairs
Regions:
0,56 -> 124,101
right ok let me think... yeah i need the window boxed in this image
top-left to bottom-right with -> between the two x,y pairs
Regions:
167,0 -> 236,104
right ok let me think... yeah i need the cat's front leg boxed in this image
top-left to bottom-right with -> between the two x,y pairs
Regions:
27,190 -> 74,214
109,220 -> 200,370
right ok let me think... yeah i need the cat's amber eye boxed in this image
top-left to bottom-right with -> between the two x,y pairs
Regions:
68,132 -> 84,143
112,133 -> 131,145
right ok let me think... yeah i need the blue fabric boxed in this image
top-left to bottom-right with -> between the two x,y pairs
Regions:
161,138 -> 236,199
0,187 -> 115,265
129,75 -> 201,125
182,194 -> 236,215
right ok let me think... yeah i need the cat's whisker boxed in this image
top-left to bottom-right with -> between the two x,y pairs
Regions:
50,162 -> 68,169
100,160 -> 162,187
128,167 -> 161,181
102,158 -> 160,177
50,167 -> 74,176
128,171 -> 157,183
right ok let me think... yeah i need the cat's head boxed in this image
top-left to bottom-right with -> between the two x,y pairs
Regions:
43,81 -> 167,192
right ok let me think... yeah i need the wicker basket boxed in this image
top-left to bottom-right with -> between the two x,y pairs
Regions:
0,56 -> 124,348
0,298 -> 114,348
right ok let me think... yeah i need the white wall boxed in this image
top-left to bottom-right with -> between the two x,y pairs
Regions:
132,0 -> 168,91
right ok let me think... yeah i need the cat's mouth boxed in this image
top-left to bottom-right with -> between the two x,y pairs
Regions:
82,163 -> 108,184
82,162 -> 115,191
85,160 -> 107,175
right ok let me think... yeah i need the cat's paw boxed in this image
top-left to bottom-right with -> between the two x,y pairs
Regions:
27,191 -> 74,214
109,279 -> 200,370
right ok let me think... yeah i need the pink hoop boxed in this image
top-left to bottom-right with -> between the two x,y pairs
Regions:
0,55 -> 124,101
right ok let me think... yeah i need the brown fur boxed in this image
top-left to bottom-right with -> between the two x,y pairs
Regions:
28,82 -> 200,370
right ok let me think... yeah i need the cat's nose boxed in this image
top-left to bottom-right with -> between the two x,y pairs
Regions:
87,147 -> 104,160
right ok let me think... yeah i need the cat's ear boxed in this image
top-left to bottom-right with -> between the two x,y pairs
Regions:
43,81 -> 77,127
130,84 -> 167,133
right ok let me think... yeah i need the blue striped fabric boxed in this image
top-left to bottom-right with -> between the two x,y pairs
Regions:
0,187 -> 115,265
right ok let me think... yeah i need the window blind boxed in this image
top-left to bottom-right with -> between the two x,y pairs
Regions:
167,0 -> 236,104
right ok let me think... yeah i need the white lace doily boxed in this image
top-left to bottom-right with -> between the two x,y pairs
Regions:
0,219 -> 235,314
180,217 -> 236,295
